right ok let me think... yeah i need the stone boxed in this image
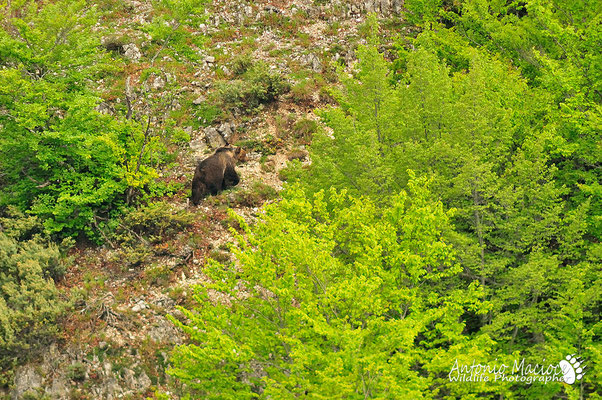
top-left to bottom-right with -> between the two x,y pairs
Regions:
152,75 -> 165,90
131,300 -> 146,312
204,127 -> 227,148
205,55 -> 216,64
123,43 -> 142,61
192,95 -> 205,105
12,365 -> 42,400
218,122 -> 235,142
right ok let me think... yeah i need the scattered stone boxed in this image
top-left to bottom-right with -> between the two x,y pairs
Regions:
12,365 -> 42,400
123,43 -> 142,61
193,95 -> 205,105
204,127 -> 227,148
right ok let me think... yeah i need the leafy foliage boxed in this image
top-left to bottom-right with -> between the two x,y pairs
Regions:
169,180 -> 489,398
0,208 -> 67,370
0,1 -> 181,237
214,61 -> 290,114
276,11 -> 602,398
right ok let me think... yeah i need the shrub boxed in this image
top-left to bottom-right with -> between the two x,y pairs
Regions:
0,208 -> 67,370
214,61 -> 289,114
113,201 -> 195,245
228,182 -> 278,207
231,54 -> 254,76
291,118 -> 318,142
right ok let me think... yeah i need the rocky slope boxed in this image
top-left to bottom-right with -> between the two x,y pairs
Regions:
6,1 -> 407,399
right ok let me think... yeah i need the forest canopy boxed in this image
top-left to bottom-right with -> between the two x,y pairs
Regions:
172,4 -> 601,399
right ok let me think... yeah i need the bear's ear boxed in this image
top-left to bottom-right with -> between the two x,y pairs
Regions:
235,147 -> 242,155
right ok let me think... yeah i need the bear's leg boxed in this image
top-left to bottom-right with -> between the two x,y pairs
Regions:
223,166 -> 240,189
208,182 -> 221,196
191,179 -> 206,205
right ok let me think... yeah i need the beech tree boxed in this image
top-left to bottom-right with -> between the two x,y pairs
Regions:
170,179 -> 489,398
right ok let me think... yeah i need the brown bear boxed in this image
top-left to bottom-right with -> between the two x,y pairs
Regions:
191,146 -> 247,205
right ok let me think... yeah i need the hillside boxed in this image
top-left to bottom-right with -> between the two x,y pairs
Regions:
2,1 -> 401,398
0,0 -> 600,399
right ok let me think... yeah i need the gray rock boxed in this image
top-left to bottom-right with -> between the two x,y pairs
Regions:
204,127 -> 227,148
218,122 -> 235,142
12,366 -> 42,400
131,300 -> 146,312
123,43 -> 142,61
152,75 -> 165,90
193,95 -> 205,105
205,55 -> 216,64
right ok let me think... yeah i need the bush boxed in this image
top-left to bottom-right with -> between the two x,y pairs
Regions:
214,61 -> 289,114
0,208 -> 67,370
291,118 -> 318,142
169,180 -> 487,398
231,54 -> 254,76
113,201 -> 195,245
228,182 -> 279,208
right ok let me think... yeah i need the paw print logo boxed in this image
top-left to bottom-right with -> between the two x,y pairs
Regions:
559,354 -> 586,384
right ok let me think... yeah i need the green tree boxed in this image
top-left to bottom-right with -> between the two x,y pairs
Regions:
0,0 -> 166,236
293,20 -> 601,396
169,179 -> 489,399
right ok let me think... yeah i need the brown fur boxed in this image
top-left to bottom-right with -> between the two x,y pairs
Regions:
191,146 -> 247,205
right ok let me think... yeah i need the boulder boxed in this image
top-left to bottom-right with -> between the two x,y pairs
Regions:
204,127 -> 227,148
12,366 -> 42,400
123,43 -> 142,61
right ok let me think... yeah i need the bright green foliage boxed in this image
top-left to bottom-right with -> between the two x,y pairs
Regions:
169,180 -> 490,398
0,1 -> 166,236
144,0 -> 209,63
294,15 -> 601,398
414,0 -> 602,238
0,207 -> 67,370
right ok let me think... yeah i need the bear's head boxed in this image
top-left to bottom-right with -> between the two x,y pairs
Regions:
234,146 -> 247,162
216,145 -> 247,162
